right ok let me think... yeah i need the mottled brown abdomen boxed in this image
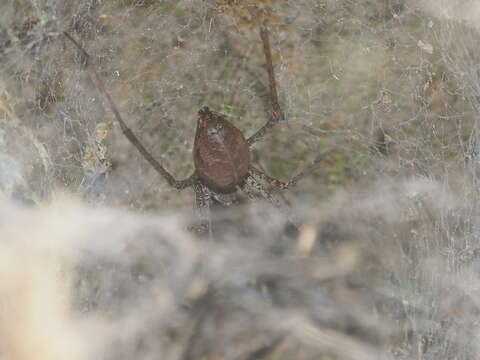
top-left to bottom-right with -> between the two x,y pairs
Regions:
193,107 -> 250,193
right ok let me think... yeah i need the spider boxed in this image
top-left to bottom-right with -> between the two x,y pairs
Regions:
63,9 -> 320,235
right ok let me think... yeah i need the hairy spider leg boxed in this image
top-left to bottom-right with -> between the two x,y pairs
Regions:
63,32 -> 195,190
242,173 -> 282,208
191,181 -> 213,237
246,16 -> 285,146
248,150 -> 325,191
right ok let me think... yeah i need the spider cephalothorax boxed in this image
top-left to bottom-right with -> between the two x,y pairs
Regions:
194,107 -> 250,193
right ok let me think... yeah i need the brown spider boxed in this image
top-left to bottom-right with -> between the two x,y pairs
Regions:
63,12 -> 320,235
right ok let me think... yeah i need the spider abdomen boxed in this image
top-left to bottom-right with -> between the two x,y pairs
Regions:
193,107 -> 250,193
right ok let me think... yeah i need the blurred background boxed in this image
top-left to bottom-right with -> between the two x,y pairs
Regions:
2,0 -> 480,359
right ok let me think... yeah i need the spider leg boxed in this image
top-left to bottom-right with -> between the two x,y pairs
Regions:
191,181 -> 213,237
248,166 -> 288,190
191,182 -> 240,238
63,32 -> 194,190
242,172 -> 282,208
246,18 -> 285,146
249,151 -> 325,190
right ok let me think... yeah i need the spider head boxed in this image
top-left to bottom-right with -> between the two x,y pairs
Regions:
197,106 -> 215,128
197,106 -> 227,137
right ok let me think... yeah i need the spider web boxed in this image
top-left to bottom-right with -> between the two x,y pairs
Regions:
2,0 -> 480,359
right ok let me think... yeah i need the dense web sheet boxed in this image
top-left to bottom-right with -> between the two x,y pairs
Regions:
1,176 -> 479,360
2,0 -> 480,359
